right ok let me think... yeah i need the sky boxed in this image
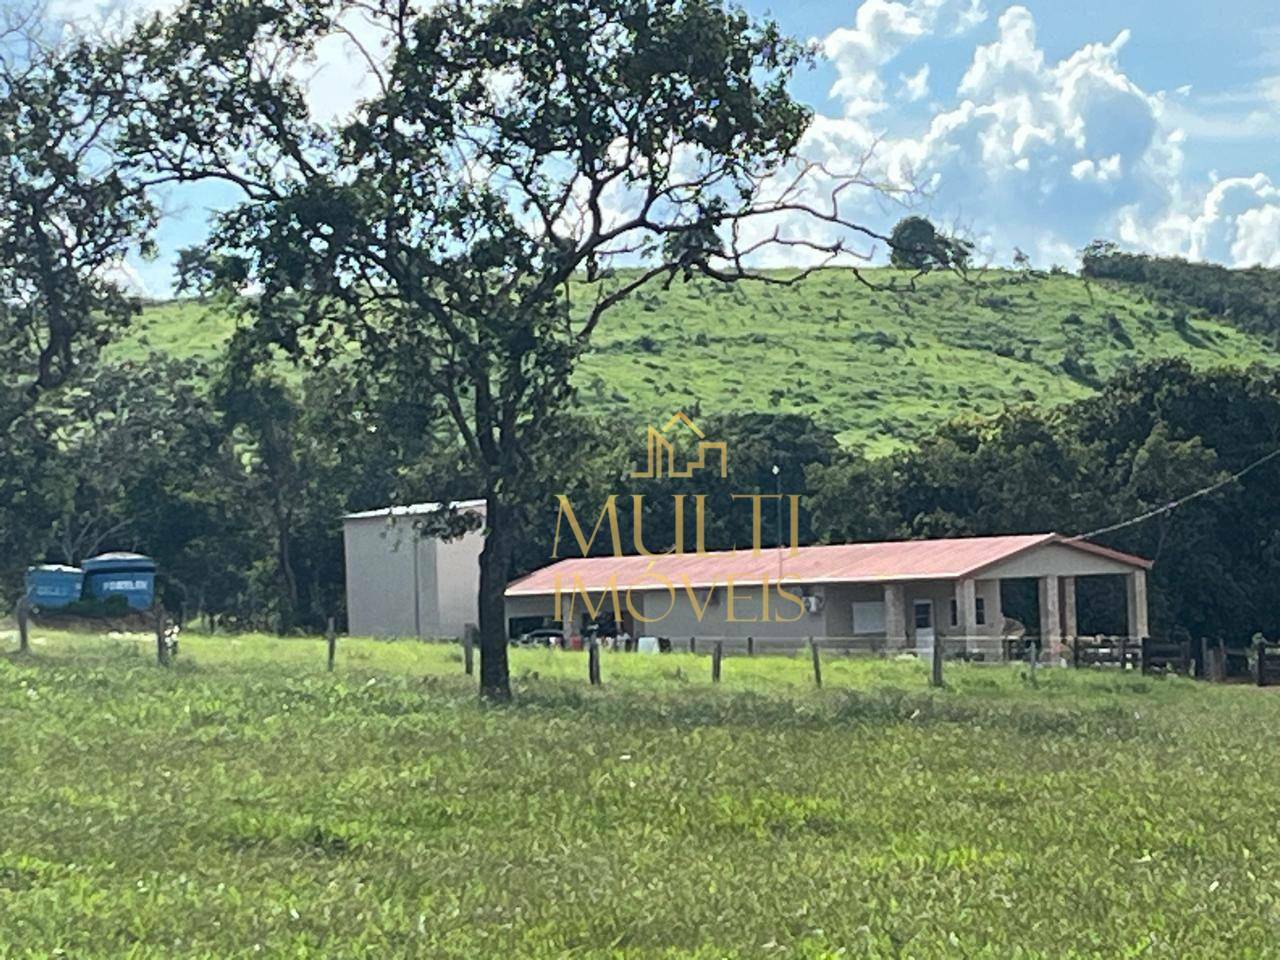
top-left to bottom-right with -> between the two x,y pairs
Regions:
48,0 -> 1280,295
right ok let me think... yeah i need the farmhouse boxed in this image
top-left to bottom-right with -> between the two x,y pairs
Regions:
504,533 -> 1152,656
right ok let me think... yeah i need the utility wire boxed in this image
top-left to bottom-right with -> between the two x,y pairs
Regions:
1068,446 -> 1280,542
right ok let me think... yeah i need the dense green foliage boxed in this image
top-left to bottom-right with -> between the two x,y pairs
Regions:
2,631 -> 1280,957
1083,241 -> 1280,344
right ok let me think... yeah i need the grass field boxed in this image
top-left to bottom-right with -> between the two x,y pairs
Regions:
119,269 -> 1279,454
3,628 -> 1280,957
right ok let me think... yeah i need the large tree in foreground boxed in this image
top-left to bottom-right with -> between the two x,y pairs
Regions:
0,7 -> 154,434
130,0 -> 890,698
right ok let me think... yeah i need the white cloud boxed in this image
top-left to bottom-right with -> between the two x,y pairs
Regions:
783,1 -> 1280,270
1122,173 -> 1280,267
823,0 -> 987,117
958,6 -> 1043,98
899,64 -> 931,102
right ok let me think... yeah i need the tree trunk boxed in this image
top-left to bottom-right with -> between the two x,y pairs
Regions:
478,492 -> 513,701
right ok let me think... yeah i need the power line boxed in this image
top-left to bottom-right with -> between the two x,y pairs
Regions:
1068,445 -> 1280,542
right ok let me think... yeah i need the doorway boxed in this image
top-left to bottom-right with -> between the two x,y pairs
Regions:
913,599 -> 935,659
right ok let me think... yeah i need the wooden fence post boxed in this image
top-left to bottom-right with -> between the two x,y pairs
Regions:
1140,636 -> 1151,675
154,605 -> 168,667
712,641 -> 723,683
1071,636 -> 1081,669
463,627 -> 475,676
16,595 -> 29,654
1215,638 -> 1227,683
746,635 -> 754,657
930,636 -> 943,688
1118,636 -> 1129,671
326,617 -> 336,672
811,638 -> 822,688
588,638 -> 601,686
1180,639 -> 1192,676
689,636 -> 696,655
1256,639 -> 1267,688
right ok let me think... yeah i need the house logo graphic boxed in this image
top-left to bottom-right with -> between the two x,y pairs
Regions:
630,412 -> 728,480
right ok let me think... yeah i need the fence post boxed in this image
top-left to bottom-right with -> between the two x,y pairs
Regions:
712,641 -> 722,683
1118,636 -> 1129,671
689,636 -> 696,655
1140,636 -> 1151,675
1071,636 -> 1081,669
746,635 -> 754,657
588,637 -> 601,686
463,626 -> 475,676
810,638 -> 822,688
154,605 -> 168,667
326,616 -> 336,672
16,595 -> 30,654
930,637 -> 943,688
1256,639 -> 1267,688
1215,638 -> 1227,683
1180,639 -> 1191,676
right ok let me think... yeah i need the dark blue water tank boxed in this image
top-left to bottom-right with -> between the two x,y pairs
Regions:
81,552 -> 157,610
25,565 -> 84,610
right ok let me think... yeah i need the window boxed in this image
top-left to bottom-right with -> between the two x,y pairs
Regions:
851,601 -> 886,636
951,596 -> 987,627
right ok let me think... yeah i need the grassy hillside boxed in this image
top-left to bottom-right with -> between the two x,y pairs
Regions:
120,269 -> 1277,455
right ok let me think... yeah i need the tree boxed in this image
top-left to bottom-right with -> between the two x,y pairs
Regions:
128,0 -> 891,698
45,355 -> 218,565
0,7 -> 155,434
0,5 -> 160,592
889,216 -> 972,275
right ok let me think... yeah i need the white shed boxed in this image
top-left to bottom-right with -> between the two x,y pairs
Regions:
342,499 -> 485,639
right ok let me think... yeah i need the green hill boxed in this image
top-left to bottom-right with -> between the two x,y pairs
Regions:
119,268 -> 1277,455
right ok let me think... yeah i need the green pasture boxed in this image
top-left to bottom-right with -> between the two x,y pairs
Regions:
1,628 -> 1278,957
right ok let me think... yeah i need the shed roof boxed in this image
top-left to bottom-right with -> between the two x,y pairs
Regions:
343,499 -> 486,521
505,533 -> 1150,596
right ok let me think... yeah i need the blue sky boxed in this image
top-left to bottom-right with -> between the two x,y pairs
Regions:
61,0 -> 1280,295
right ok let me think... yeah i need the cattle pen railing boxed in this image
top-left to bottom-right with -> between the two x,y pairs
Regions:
611,634 -> 1194,668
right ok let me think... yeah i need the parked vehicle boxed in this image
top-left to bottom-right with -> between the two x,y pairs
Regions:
514,628 -> 564,648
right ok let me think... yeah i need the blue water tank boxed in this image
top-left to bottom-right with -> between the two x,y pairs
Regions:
81,552 -> 157,610
25,565 -> 84,610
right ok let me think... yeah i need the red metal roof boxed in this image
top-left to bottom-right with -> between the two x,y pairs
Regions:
505,533 -> 1151,596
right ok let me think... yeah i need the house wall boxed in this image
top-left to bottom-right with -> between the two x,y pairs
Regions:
506,581 -> 828,641
900,579 -> 1003,640
632,582 -> 825,641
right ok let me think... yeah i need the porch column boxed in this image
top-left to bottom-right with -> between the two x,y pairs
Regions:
955,578 -> 978,645
1125,570 -> 1149,639
884,583 -> 907,650
1061,576 -> 1078,640
1038,574 -> 1062,659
